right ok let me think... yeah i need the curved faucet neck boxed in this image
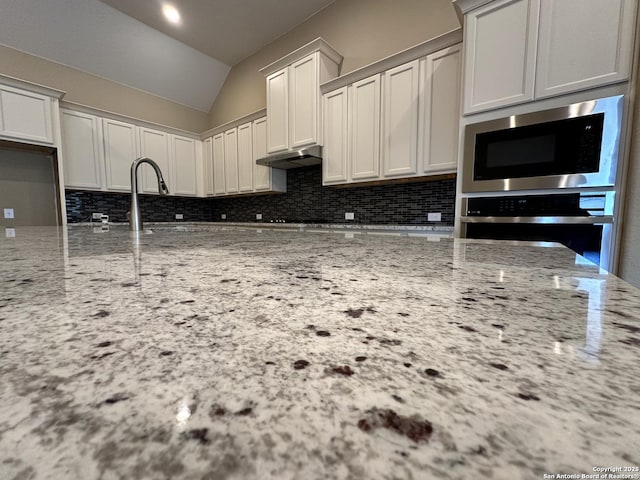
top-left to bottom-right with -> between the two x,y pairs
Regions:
130,157 -> 169,231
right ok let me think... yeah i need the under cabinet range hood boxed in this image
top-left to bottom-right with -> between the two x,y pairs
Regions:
256,145 -> 322,170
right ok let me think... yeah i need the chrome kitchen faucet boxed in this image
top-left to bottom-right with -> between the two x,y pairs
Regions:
129,157 -> 169,231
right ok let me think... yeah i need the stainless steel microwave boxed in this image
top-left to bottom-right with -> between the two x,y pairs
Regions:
461,95 -> 624,193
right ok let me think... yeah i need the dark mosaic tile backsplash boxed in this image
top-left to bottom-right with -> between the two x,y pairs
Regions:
211,166 -> 455,225
66,165 -> 455,225
66,191 -> 213,223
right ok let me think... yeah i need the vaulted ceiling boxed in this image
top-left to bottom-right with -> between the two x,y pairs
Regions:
0,0 -> 336,112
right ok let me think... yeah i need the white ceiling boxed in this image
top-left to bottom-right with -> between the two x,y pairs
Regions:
0,0 -> 335,113
99,0 -> 337,66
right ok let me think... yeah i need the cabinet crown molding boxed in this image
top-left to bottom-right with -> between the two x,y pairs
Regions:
452,0 -> 495,19
260,37 -> 343,76
0,74 -> 66,99
203,108 -> 267,139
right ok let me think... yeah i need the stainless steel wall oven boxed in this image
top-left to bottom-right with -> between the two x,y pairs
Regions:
461,192 -> 614,268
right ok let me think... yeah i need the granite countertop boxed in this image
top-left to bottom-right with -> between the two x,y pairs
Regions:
1,225 -> 639,480
70,221 -> 455,235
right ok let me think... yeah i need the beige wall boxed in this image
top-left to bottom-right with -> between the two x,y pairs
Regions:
208,0 -> 460,127
618,64 -> 640,287
0,45 -> 209,133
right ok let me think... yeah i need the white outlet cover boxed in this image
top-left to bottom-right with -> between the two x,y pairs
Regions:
5,228 -> 16,238
175,213 -> 184,220
428,212 -> 442,222
256,213 -> 262,220
345,212 -> 355,220
4,208 -> 14,219
92,212 -> 103,220
221,214 -> 226,220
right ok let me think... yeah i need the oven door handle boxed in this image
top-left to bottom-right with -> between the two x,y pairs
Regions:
460,215 -> 613,224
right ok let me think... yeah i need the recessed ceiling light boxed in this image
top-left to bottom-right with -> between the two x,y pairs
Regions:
162,4 -> 181,25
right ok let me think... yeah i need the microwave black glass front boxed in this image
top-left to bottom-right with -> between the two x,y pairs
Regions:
462,95 -> 623,192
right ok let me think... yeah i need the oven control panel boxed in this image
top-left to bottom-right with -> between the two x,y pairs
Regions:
466,193 -> 608,217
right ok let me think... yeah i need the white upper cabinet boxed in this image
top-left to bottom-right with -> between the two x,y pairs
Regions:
252,117 -> 271,191
102,118 -> 138,191
322,86 -> 349,184
171,135 -> 198,196
382,60 -> 420,177
62,109 -> 203,197
261,39 -> 342,154
202,137 -> 214,196
266,69 -> 289,154
320,36 -> 462,186
60,109 -> 104,190
0,85 -> 54,145
252,116 -> 286,193
460,0 -> 637,114
223,128 -> 239,194
535,0 -> 637,99
289,54 -> 319,149
237,121 -> 254,192
463,0 -> 539,114
419,45 -> 461,173
212,133 -> 226,195
138,127 -> 170,194
350,74 -> 381,181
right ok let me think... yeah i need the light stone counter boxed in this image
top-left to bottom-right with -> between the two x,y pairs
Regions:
1,225 -> 639,480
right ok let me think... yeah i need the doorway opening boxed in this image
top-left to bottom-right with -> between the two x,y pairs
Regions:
0,139 -> 62,227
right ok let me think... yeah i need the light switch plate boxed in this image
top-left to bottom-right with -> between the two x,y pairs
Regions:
345,212 -> 355,220
256,213 -> 262,220
4,208 -> 14,219
221,214 -> 226,220
175,213 -> 184,220
428,212 -> 441,222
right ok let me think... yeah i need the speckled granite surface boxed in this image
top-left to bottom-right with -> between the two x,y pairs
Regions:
1,225 -> 639,480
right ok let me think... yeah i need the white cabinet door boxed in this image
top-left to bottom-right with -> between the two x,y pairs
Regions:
463,0 -> 539,114
237,122 -> 254,192
171,135 -> 198,196
60,109 -> 103,190
290,53 -> 318,149
102,118 -> 138,191
351,74 -> 381,181
420,45 -> 461,173
253,117 -> 271,191
266,68 -> 289,153
202,137 -> 214,196
322,86 -> 349,185
212,133 -> 226,195
224,128 -> 239,194
382,60 -> 419,177
0,85 -> 53,144
138,127 -> 170,194
535,0 -> 636,99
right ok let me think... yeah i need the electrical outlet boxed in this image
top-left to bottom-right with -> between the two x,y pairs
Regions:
5,228 -> 16,238
175,213 -> 184,220
221,214 -> 227,220
4,208 -> 14,219
427,212 -> 442,222
92,212 -> 103,220
256,213 -> 262,220
345,212 -> 355,220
